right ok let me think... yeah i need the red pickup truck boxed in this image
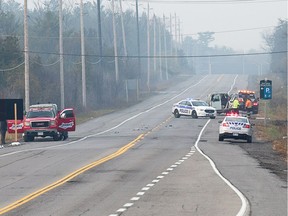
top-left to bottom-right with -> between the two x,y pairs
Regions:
7,104 -> 76,142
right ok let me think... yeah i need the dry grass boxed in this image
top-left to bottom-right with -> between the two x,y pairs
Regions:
254,76 -> 287,162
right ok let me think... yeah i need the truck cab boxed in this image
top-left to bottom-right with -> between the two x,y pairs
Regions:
8,104 -> 76,142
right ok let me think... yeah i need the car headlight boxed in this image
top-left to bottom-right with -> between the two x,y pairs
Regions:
24,121 -> 30,127
50,120 -> 56,126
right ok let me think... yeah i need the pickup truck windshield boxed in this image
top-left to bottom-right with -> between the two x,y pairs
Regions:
27,110 -> 55,118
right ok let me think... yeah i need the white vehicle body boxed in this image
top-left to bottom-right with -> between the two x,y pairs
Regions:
172,98 -> 216,119
218,116 -> 253,143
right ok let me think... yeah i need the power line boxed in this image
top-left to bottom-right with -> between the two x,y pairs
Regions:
181,26 -> 276,36
134,0 -> 286,4
16,49 -> 288,58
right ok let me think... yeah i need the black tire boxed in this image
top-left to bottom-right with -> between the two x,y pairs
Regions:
24,135 -> 34,142
174,110 -> 180,118
219,135 -> 224,141
192,111 -> 198,119
23,135 -> 29,142
247,136 -> 252,143
210,116 -> 216,119
62,131 -> 68,140
53,134 -> 60,141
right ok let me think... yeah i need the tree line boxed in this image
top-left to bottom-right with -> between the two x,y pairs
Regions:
0,0 -> 286,111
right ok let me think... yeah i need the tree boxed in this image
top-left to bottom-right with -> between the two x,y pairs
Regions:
264,19 -> 287,75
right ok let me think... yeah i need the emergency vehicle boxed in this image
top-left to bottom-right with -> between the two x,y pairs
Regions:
227,90 -> 259,114
7,104 -> 76,142
172,98 -> 216,119
218,115 -> 253,143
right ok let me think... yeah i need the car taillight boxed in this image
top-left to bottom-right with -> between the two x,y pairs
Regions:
244,124 -> 250,128
253,102 -> 258,106
222,122 -> 229,127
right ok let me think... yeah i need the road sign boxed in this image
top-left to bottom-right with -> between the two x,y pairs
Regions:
260,79 -> 272,100
0,99 -> 24,121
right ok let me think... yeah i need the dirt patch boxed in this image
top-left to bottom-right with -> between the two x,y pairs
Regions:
237,116 -> 287,182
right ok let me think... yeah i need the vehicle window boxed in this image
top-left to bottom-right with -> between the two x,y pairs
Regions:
225,117 -> 248,123
64,110 -> 74,118
179,101 -> 186,105
191,101 -> 208,106
27,110 -> 55,118
186,101 -> 192,106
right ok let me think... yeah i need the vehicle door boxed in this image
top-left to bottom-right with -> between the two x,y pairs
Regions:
210,94 -> 222,110
57,108 -> 76,132
178,101 -> 189,115
7,119 -> 24,134
185,101 -> 193,115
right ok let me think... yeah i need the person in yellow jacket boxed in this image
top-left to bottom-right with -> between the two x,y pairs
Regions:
232,97 -> 240,109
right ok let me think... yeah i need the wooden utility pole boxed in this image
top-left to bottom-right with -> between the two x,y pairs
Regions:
112,0 -> 119,82
147,3 -> 150,91
24,0 -> 30,111
80,0 -> 86,108
59,0 -> 65,110
163,15 -> 168,80
119,0 -> 127,58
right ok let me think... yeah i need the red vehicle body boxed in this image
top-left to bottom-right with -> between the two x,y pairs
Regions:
7,104 -> 76,142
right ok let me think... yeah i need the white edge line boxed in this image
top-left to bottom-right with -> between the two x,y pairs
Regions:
195,119 -> 250,216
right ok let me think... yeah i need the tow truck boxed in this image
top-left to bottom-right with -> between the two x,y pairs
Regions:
7,104 -> 76,142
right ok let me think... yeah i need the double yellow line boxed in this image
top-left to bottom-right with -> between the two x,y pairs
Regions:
0,134 -> 144,215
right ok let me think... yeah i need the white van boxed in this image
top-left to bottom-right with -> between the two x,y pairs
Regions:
207,93 -> 229,113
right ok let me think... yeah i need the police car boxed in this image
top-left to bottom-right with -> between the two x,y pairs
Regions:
172,98 -> 216,119
218,116 -> 253,143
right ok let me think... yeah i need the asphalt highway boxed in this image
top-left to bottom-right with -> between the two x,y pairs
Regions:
0,74 -> 286,216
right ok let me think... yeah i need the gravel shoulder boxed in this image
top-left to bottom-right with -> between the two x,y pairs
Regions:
238,118 -> 287,183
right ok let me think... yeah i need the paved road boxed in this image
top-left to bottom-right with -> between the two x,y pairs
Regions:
0,74 -> 286,216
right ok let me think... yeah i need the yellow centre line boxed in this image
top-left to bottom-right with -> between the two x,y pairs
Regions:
0,134 -> 144,215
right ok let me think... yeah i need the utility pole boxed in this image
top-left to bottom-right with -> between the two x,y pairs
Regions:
59,0 -> 65,110
119,0 -> 127,58
80,0 -> 86,108
153,14 -> 156,73
163,15 -> 168,80
112,0 -> 119,82
97,0 -> 103,103
147,3 -> 150,91
170,14 -> 173,56
158,18 -> 162,80
24,0 -> 30,111
135,0 -> 141,79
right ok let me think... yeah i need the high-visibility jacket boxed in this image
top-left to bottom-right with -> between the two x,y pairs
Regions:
245,99 -> 252,108
232,99 -> 240,108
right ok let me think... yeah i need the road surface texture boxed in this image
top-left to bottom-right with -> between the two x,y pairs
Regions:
0,74 -> 286,216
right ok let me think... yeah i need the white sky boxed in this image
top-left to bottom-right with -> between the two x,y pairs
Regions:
123,0 -> 287,51
22,0 -> 287,51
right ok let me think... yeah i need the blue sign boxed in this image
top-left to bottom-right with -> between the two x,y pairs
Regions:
260,80 -> 272,100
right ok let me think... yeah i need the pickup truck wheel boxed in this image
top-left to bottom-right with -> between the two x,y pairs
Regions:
23,135 -> 29,142
24,135 -> 34,142
53,134 -> 60,141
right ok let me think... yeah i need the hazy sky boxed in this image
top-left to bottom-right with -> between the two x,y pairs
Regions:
21,0 -> 287,51
123,0 -> 287,51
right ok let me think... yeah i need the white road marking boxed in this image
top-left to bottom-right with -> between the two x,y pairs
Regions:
195,119 -> 250,216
